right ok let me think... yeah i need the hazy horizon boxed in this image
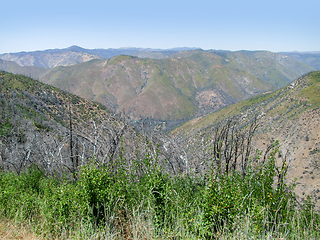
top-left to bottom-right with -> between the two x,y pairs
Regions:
1,0 -> 319,54
1,45 -> 320,55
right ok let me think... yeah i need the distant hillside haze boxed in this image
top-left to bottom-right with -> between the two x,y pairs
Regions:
0,46 -> 198,68
0,46 -> 316,122
0,59 -> 49,79
2,46 -> 318,69
38,50 -> 313,120
0,46 -> 103,68
280,51 -> 320,70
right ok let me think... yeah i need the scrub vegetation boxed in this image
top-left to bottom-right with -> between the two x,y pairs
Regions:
0,71 -> 320,239
0,130 -> 319,239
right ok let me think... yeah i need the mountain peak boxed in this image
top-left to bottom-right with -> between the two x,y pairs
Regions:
66,45 -> 85,52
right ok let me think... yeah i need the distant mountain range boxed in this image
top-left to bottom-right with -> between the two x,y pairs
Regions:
1,46 -> 319,70
0,47 -> 317,123
0,46 -> 199,68
0,46 -> 102,68
39,50 -> 314,121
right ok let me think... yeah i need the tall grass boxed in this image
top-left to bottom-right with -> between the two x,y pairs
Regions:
0,148 -> 319,239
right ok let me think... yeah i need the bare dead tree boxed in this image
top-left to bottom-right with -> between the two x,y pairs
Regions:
0,93 -> 188,179
68,103 -> 77,180
178,115 -> 260,178
275,150 -> 289,190
241,117 -> 259,178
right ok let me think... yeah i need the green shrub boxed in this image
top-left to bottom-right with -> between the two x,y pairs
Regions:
78,160 -> 123,225
0,146 -> 319,239
202,141 -> 299,237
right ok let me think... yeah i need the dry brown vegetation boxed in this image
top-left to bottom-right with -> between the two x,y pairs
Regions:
0,219 -> 39,240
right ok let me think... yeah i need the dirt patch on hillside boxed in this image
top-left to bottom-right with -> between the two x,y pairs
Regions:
254,108 -> 320,206
196,90 -> 226,111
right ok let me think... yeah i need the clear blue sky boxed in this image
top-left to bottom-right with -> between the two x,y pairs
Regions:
1,0 -> 319,54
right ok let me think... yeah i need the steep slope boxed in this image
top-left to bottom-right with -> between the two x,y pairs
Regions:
171,71 -> 320,205
39,50 -> 313,121
0,72 -> 185,176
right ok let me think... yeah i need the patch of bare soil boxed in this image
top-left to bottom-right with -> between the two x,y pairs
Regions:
255,108 -> 320,206
0,220 -> 39,240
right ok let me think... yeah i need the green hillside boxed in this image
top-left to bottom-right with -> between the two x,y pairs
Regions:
171,71 -> 320,206
171,71 -> 320,137
38,50 -> 313,122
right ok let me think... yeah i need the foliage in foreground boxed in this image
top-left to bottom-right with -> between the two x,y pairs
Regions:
0,144 -> 319,239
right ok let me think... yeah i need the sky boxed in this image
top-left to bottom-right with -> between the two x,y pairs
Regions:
0,0 -> 319,54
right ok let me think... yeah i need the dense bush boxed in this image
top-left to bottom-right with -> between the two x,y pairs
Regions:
202,145 -> 296,237
0,145 -> 319,239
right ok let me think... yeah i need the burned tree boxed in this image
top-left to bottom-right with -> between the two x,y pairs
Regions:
0,72 -> 187,179
181,115 -> 260,177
